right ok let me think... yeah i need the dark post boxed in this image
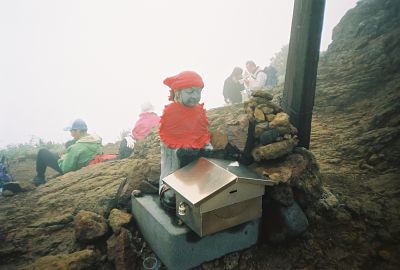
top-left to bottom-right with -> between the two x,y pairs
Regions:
282,0 -> 326,148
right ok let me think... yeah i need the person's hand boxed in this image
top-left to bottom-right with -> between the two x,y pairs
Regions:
125,136 -> 136,149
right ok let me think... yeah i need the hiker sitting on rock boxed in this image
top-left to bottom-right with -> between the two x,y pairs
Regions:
117,102 -> 160,159
159,71 -> 212,211
32,119 -> 102,186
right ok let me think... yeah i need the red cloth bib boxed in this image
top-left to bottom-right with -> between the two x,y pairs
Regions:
159,102 -> 210,148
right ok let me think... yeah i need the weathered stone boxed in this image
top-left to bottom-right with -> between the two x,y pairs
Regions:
237,115 -> 249,129
264,101 -> 282,113
2,182 -> 23,193
255,122 -> 269,138
250,99 -> 280,115
1,190 -> 14,197
249,97 -> 269,106
253,108 -> 266,122
259,129 -> 280,145
275,124 -> 298,135
252,138 -> 298,161
262,201 -> 308,243
317,187 -> 339,210
261,106 -> 274,115
74,210 -> 109,243
252,153 -> 308,185
269,112 -> 290,128
251,89 -> 273,100
267,184 -> 295,206
211,129 -> 229,150
107,228 -> 137,270
265,167 -> 292,184
108,209 -> 132,233
29,249 -> 99,270
285,153 -> 309,179
207,106 -> 250,152
266,114 -> 275,122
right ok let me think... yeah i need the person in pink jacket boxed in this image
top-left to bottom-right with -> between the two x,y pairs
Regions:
118,102 -> 160,159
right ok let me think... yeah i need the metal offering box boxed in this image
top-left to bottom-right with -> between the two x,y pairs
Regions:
163,158 -> 273,237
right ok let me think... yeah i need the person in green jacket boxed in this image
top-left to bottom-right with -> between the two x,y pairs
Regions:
32,119 -> 102,186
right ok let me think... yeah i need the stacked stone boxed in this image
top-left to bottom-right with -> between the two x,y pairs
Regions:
243,90 -> 299,162
242,90 -> 322,243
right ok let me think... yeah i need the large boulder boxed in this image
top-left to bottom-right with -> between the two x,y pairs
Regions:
108,208 -> 132,233
107,228 -> 137,270
74,210 -> 109,243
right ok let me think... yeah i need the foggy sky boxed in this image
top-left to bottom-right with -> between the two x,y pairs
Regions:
0,0 -> 358,148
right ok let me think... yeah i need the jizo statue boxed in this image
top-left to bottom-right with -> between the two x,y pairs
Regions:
158,71 -> 212,211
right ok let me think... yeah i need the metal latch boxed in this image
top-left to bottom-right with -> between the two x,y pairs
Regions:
178,202 -> 188,216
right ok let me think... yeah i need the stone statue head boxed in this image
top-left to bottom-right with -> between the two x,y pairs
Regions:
163,71 -> 204,107
174,87 -> 202,107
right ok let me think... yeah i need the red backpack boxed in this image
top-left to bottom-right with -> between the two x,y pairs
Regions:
88,154 -> 117,165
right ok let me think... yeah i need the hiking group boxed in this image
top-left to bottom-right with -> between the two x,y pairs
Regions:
223,60 -> 278,104
19,65 -> 275,205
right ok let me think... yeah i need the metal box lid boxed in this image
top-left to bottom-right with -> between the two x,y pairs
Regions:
163,158 -> 273,206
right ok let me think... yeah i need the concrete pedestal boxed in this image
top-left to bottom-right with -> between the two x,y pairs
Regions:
131,194 -> 260,270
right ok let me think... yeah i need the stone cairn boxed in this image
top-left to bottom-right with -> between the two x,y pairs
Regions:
209,90 -> 325,243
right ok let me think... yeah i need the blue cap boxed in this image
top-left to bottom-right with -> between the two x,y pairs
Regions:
64,119 -> 87,131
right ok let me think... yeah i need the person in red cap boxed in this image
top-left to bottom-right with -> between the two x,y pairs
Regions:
158,71 -> 213,211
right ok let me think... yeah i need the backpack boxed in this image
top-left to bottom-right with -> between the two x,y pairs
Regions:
0,156 -> 12,187
263,66 -> 278,88
88,154 -> 118,165
254,69 -> 268,88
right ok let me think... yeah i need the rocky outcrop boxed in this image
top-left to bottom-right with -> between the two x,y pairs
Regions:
0,159 -> 130,268
315,0 -> 400,171
1,0 -> 399,269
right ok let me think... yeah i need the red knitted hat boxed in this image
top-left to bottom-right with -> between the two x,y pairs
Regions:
163,71 -> 204,92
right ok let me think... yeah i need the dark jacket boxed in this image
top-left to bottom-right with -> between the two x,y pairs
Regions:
223,76 -> 244,104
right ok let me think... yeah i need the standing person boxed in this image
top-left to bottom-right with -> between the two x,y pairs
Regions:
118,102 -> 161,159
244,60 -> 267,93
223,67 -> 244,104
158,70 -> 212,211
264,65 -> 278,88
32,119 -> 102,186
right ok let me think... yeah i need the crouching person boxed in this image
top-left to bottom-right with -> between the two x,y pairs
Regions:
159,71 -> 212,211
32,119 -> 102,186
117,102 -> 160,159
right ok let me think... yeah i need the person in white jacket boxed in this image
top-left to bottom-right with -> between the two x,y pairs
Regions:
243,60 -> 267,93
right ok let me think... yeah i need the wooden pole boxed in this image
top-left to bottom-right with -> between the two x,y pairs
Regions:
282,0 -> 326,149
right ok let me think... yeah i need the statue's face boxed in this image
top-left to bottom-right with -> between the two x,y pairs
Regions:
176,87 -> 202,107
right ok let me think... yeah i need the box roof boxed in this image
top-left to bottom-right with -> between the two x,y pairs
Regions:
163,158 -> 273,206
